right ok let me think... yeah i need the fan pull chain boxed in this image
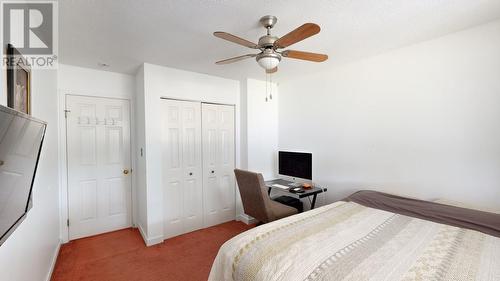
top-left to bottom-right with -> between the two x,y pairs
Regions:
265,72 -> 269,102
264,71 -> 274,102
269,73 -> 273,100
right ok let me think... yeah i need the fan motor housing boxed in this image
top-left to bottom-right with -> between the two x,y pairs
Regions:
258,35 -> 279,49
256,49 -> 281,62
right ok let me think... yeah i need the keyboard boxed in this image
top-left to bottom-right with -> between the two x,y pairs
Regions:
271,184 -> 289,189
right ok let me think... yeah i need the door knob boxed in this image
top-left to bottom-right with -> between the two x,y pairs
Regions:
0,160 -> 4,166
211,170 -> 215,174
189,172 -> 193,176
123,169 -> 129,175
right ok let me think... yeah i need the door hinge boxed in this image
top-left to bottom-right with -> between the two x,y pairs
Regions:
67,219 -> 70,227
64,109 -> 71,118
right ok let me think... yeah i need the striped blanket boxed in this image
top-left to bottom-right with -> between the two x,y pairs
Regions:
209,201 -> 500,281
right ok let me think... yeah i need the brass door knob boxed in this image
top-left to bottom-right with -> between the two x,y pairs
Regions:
123,169 -> 129,175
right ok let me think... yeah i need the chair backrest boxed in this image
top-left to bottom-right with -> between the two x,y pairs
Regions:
234,169 -> 271,223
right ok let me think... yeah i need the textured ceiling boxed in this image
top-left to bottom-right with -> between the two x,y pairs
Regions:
59,0 -> 500,80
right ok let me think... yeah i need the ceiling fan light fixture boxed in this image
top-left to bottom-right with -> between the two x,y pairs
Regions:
214,15 -> 327,73
256,51 -> 281,70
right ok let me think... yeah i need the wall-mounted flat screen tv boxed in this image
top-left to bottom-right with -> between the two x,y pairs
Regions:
0,104 -> 46,246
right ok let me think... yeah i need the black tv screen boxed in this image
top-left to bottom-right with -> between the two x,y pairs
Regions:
0,105 -> 46,246
278,151 -> 312,180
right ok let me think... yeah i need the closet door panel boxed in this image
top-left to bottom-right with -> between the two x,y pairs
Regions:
162,101 -> 184,238
202,104 -> 219,227
181,104 -> 203,233
162,100 -> 203,239
216,106 -> 236,222
202,104 -> 236,227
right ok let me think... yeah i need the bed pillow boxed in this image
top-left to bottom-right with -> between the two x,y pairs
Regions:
345,190 -> 500,238
434,199 -> 500,215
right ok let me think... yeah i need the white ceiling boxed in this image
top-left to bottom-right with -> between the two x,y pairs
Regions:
59,0 -> 500,80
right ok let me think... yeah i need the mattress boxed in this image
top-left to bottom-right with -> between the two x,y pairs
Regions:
209,191 -> 500,281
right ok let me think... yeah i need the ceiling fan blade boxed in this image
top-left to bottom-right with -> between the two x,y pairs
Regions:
266,67 -> 278,74
215,54 -> 257,65
274,23 -> 320,49
282,50 -> 328,62
214,32 -> 258,49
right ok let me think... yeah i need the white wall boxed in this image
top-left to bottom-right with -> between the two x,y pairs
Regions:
245,79 -> 279,179
237,79 -> 279,221
58,64 -> 135,97
56,64 -> 136,242
0,69 -> 60,281
136,63 -> 241,245
135,65 -> 148,240
236,79 -> 248,221
278,20 -> 500,209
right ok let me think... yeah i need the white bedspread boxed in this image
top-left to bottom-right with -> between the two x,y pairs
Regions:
209,201 -> 500,281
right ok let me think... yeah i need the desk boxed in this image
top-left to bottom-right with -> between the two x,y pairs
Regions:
265,179 -> 327,209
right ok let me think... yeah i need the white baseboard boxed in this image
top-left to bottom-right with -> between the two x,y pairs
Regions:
138,223 -> 163,246
45,239 -> 61,281
237,214 -> 258,225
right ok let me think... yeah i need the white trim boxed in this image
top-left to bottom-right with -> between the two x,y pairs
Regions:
138,224 -> 164,246
234,87 -> 243,221
160,96 -> 236,107
138,223 -> 147,243
237,214 -> 258,225
58,91 -> 137,242
45,240 -> 61,281
57,90 -> 69,243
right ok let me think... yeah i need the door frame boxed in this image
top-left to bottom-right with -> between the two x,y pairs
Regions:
58,92 -> 137,243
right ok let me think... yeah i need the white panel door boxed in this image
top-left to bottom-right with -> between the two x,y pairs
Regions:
202,104 -> 235,227
162,100 -> 203,239
66,95 -> 132,240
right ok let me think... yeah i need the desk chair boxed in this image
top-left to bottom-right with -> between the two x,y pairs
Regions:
234,169 -> 298,224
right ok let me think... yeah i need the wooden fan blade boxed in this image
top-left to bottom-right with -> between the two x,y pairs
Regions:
266,67 -> 278,74
215,54 -> 257,65
282,50 -> 328,62
274,23 -> 320,49
214,32 -> 258,49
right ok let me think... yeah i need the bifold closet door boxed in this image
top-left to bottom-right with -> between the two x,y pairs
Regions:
162,100 -> 203,239
202,104 -> 236,227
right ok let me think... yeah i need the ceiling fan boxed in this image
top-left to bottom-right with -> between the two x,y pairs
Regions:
214,15 -> 328,74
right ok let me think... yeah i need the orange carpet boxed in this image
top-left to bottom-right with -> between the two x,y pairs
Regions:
51,221 -> 254,281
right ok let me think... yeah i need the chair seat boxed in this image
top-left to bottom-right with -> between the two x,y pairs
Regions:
273,196 -> 304,213
269,200 -> 298,220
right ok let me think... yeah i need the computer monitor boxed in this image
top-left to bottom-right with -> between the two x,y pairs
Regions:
278,151 -> 312,180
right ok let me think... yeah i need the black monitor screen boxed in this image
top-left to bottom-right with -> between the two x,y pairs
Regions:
278,151 -> 312,180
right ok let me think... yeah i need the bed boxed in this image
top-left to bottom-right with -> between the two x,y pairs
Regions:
209,190 -> 500,281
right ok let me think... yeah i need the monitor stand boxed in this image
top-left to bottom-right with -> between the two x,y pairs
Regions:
273,176 -> 307,187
